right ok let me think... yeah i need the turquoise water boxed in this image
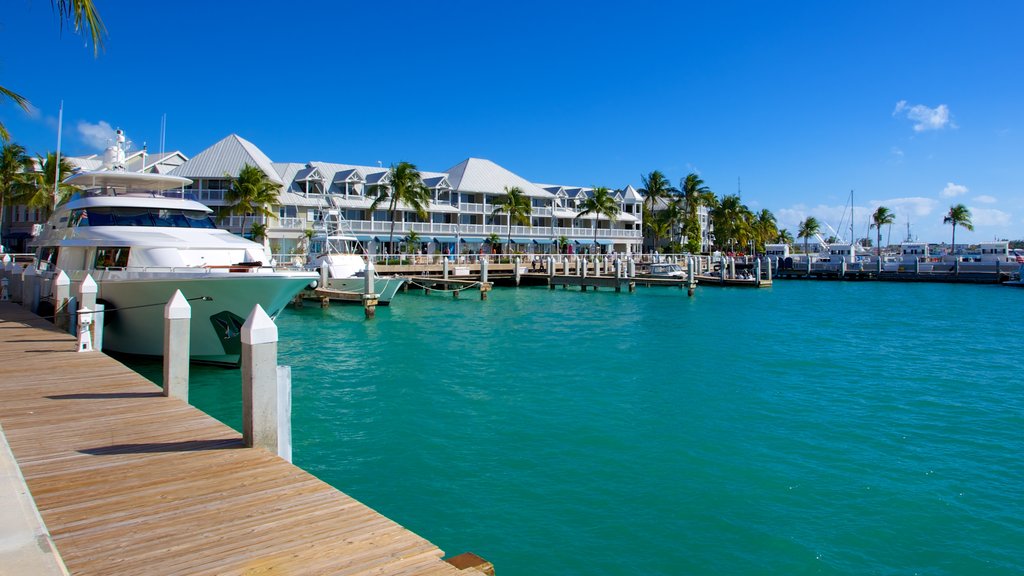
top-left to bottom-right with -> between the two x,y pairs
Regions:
132,282 -> 1024,575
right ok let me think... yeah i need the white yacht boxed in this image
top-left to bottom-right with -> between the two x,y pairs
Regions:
32,133 -> 316,365
303,210 -> 405,304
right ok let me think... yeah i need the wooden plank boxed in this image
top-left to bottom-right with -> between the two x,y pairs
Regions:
0,303 -> 477,576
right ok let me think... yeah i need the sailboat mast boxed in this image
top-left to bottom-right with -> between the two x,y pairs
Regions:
53,100 -> 63,207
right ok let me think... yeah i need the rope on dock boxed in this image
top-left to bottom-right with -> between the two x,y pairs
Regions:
405,279 -> 483,293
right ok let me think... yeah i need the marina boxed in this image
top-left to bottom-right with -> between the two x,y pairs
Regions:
130,281 -> 1023,575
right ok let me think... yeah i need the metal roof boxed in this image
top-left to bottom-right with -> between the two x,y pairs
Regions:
444,158 -> 552,198
171,134 -> 283,185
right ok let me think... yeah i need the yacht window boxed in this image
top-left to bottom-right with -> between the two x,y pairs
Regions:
184,212 -> 216,228
117,208 -> 155,226
151,209 -> 191,227
38,246 -> 59,270
70,207 -> 216,228
95,247 -> 130,269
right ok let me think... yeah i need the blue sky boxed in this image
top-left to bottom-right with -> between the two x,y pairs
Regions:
3,1 -> 1022,244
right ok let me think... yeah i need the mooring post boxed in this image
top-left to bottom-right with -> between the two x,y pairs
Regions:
766,257 -> 773,282
52,270 -> 70,329
756,258 -> 763,287
688,257 -> 696,297
163,289 -> 190,402
443,257 -> 449,280
563,256 -> 570,276
480,258 -> 490,300
9,261 -> 22,303
548,256 -> 555,280
77,274 -> 98,341
628,257 -> 636,278
21,264 -> 38,312
241,304 -> 290,459
514,256 -> 521,286
276,366 -> 293,463
363,261 -> 378,319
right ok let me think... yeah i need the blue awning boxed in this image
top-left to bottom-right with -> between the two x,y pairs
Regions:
510,237 -> 532,244
373,236 -> 390,242
354,235 -> 374,242
595,239 -> 614,245
461,237 -> 486,244
533,238 -> 555,245
574,239 -> 595,244
433,236 -> 457,243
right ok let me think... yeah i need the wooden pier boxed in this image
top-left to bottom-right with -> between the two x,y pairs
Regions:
548,275 -> 636,292
0,303 -> 489,576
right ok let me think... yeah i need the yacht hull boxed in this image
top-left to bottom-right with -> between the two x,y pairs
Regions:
86,272 -> 315,365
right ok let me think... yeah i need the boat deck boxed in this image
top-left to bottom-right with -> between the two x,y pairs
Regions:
0,302 -> 485,576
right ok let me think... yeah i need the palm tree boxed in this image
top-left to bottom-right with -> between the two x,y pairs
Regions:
0,143 -> 33,241
645,213 -> 672,253
249,222 -> 268,243
223,163 -> 279,238
491,186 -> 532,248
577,186 -> 620,249
870,206 -> 896,257
640,170 -> 673,250
404,230 -> 421,254
776,228 -> 795,245
797,217 -> 821,256
486,232 -> 502,255
557,235 -> 569,254
369,161 -> 430,254
943,204 -> 974,253
710,194 -> 748,252
20,153 -> 75,217
752,209 -> 778,255
1,1 -> 106,141
679,173 -> 714,252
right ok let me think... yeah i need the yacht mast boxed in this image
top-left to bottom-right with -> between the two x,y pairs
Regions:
53,101 -> 63,207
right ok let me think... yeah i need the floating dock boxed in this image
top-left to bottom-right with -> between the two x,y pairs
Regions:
0,302 -> 490,576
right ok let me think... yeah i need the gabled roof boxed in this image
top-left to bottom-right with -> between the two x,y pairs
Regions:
171,134 -> 283,185
295,165 -> 325,182
621,184 -> 644,203
445,158 -> 552,198
420,172 -> 450,190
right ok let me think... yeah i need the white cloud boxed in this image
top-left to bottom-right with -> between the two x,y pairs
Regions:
890,146 -> 904,162
968,207 -> 1011,227
941,182 -> 968,198
893,100 -> 954,132
877,197 -> 937,218
973,194 -> 997,204
76,120 -> 116,151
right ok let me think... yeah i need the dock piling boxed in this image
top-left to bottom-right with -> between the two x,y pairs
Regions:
628,257 -> 636,278
21,264 -> 38,313
52,270 -> 70,329
514,256 -> 521,286
480,259 -> 490,300
163,290 -> 190,402
77,307 -> 93,352
241,304 -> 290,460
363,261 -> 377,318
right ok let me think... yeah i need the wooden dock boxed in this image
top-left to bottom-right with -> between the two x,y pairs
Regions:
0,303 -> 488,576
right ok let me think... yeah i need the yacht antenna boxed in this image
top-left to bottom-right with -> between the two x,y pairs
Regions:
53,100 -> 64,207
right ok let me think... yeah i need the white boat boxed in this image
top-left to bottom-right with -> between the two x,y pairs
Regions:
303,211 -> 404,304
644,262 -> 686,278
31,132 -> 317,365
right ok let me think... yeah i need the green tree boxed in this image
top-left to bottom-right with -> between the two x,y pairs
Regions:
710,194 -> 749,252
20,152 -> 75,217
776,228 -> 795,244
870,206 -> 896,257
577,186 -> 620,248
1,1 -> 106,141
0,143 -> 33,241
797,217 -> 821,256
249,222 -> 268,243
645,213 -> 673,253
486,232 -> 502,255
491,185 -> 532,247
639,170 -> 673,250
943,204 -> 973,252
752,209 -> 778,255
369,161 -> 430,254
680,173 -> 715,253
223,163 -> 279,239
557,235 -> 569,254
404,230 -> 421,253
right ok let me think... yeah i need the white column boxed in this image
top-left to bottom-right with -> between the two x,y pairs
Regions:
163,290 -> 191,402
241,304 -> 286,457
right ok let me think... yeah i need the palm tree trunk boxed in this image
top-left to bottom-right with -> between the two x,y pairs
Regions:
951,224 -> 956,255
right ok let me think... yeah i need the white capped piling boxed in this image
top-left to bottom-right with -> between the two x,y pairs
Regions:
479,258 -> 491,300
547,256 -> 555,279
839,257 -> 846,278
77,307 -> 93,352
756,258 -> 763,287
720,258 -> 727,283
614,258 -> 621,280
363,260 -> 378,319
21,264 -> 38,312
807,256 -> 813,275
687,257 -> 696,296
914,257 -> 920,275
77,274 -> 98,340
514,256 -> 521,286
628,257 -> 635,278
877,256 -> 883,274
241,304 -> 289,458
443,257 -> 449,280
52,270 -> 70,328
766,257 -> 773,282
729,257 -> 736,279
163,290 -> 190,402
562,256 -> 570,276
9,261 -> 22,303
319,262 -> 329,290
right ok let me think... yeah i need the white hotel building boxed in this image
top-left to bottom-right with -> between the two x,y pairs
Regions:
169,134 -> 646,258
